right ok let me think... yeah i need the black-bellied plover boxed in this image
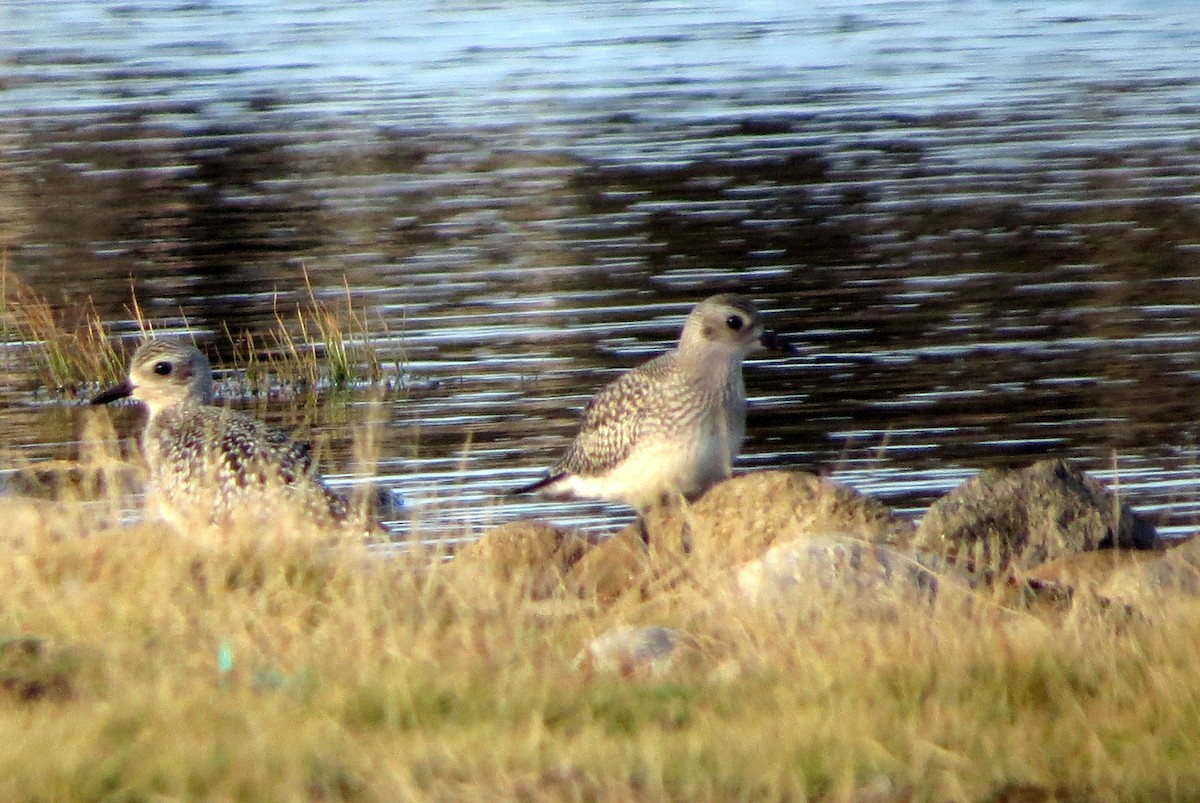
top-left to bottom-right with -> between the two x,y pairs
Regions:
514,294 -> 796,511
91,339 -> 357,536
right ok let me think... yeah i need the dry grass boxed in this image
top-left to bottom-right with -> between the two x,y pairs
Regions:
0,263 -> 126,391
0,273 -> 1193,798
1,439 -> 1199,802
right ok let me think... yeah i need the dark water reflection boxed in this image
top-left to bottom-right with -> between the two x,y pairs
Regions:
4,1 -> 1200,538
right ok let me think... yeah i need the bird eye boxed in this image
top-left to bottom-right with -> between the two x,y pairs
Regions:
153,361 -> 173,376
725,315 -> 745,331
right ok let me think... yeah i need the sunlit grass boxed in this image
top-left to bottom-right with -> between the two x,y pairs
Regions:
230,266 -> 395,394
0,429 -> 1198,801
1,265 -> 1195,799
0,262 -> 397,395
0,260 -> 126,392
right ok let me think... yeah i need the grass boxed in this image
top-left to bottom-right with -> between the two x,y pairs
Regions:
0,261 -> 126,392
0,262 -> 395,396
1,440 -> 1200,801
1,269 -> 1197,800
233,267 -> 392,395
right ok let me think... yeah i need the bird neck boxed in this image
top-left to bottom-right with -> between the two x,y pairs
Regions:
675,341 -> 739,389
145,397 -> 205,424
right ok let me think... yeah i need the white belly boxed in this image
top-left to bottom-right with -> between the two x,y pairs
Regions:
552,428 -> 734,510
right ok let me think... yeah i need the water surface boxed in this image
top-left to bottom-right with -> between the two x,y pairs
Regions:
4,0 -> 1200,538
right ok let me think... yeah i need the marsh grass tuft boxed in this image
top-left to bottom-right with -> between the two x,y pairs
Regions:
227,267 -> 393,395
2,261 -> 396,395
0,265 -> 125,392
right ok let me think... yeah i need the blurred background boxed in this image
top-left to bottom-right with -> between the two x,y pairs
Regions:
3,0 -> 1200,539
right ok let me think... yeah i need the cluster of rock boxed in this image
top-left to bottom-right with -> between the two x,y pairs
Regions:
451,458 -> 1194,675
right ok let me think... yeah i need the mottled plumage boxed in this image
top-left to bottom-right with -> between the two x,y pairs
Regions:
92,339 -> 351,534
516,294 -> 795,510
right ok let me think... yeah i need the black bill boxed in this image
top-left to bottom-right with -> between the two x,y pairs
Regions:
758,329 -> 800,355
90,380 -> 134,405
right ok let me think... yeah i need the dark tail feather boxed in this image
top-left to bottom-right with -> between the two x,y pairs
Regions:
509,473 -> 565,496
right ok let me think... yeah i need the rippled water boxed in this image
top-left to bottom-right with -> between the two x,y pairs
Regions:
4,0 -> 1200,539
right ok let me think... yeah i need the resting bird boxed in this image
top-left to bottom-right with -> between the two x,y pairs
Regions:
92,339 -> 361,536
514,294 -> 796,511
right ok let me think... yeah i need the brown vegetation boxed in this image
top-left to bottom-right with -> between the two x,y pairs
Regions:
0,445 -> 1194,801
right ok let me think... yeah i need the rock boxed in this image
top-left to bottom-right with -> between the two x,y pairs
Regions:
1025,549 -> 1163,593
562,527 -> 652,602
576,625 -> 692,677
450,520 -> 590,599
1012,549 -> 1166,613
630,470 -> 915,566
1003,537 -> 1200,614
1129,536 -> 1200,596
914,458 -> 1158,573
736,534 -> 955,615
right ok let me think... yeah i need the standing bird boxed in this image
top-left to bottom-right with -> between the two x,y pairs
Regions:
92,339 -> 359,537
514,294 -> 796,511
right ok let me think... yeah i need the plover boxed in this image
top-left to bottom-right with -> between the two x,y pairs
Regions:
92,339 -> 358,536
514,294 -> 796,511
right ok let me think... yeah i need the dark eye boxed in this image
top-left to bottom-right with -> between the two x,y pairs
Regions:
153,361 -> 173,376
726,315 -> 745,331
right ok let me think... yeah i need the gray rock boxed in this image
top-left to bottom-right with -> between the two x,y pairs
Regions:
1135,537 -> 1200,595
737,534 -> 954,615
915,458 -> 1158,573
577,625 -> 691,677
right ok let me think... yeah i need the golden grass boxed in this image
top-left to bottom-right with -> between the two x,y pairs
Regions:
2,444 -> 1199,802
0,266 -> 1193,798
0,262 -> 126,391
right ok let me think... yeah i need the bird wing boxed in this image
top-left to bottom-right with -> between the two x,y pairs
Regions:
261,423 -> 316,480
167,407 -> 340,503
554,355 -> 675,477
256,418 -> 351,520
144,405 -> 359,527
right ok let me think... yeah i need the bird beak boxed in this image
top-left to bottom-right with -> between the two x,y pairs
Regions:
758,329 -> 800,355
90,379 -> 134,405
